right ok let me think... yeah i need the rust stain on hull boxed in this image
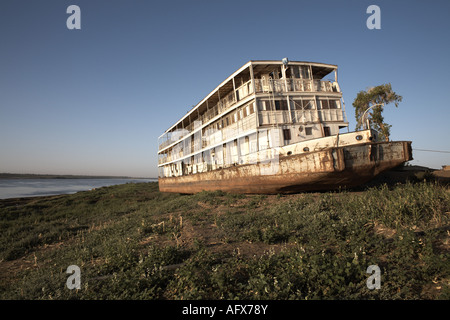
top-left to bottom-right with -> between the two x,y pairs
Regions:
158,141 -> 413,194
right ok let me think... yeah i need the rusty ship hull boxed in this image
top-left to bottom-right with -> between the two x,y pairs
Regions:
158,140 -> 413,194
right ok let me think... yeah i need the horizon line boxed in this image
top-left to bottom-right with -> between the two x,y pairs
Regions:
0,172 -> 157,179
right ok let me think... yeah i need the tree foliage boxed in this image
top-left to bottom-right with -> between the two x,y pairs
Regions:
352,83 -> 402,141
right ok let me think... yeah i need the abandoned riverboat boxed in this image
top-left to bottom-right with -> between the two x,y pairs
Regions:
158,59 -> 412,194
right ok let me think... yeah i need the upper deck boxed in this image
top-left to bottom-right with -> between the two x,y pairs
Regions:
158,60 -> 346,153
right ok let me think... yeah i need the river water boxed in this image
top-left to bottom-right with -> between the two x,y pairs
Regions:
0,178 -> 156,199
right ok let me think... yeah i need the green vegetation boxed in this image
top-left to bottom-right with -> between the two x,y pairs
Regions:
0,181 -> 449,300
352,83 -> 402,141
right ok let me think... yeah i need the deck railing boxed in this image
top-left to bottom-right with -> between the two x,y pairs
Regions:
257,109 -> 343,125
159,80 -> 254,151
158,113 -> 257,165
254,79 -> 338,94
317,109 -> 344,122
291,110 -> 319,123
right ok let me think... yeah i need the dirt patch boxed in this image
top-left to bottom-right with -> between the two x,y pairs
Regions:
433,169 -> 450,180
138,195 -> 298,260
177,217 -> 293,259
373,221 -> 397,239
0,255 -> 37,285
0,241 -> 65,286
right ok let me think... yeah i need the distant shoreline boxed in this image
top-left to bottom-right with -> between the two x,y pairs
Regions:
0,173 -> 156,180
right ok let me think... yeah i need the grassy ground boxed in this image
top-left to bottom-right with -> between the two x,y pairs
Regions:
0,178 -> 449,300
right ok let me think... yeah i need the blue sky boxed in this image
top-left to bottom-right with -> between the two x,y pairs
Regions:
1,0 -> 449,177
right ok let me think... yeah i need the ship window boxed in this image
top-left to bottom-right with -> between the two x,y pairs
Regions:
329,100 -> 338,109
321,99 -> 330,109
275,100 -> 288,110
323,126 -> 331,137
283,129 -> 291,141
258,101 -> 264,111
300,66 -> 311,79
223,144 -> 227,162
269,70 -> 282,79
249,102 -> 255,114
295,99 -> 314,110
285,67 -> 292,78
305,127 -> 313,135
293,66 -> 300,78
259,100 -> 271,111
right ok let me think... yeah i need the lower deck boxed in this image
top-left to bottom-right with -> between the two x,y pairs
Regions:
158,122 -> 358,180
158,140 -> 413,194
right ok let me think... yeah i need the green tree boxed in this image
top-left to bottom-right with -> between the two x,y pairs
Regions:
352,83 -> 402,141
